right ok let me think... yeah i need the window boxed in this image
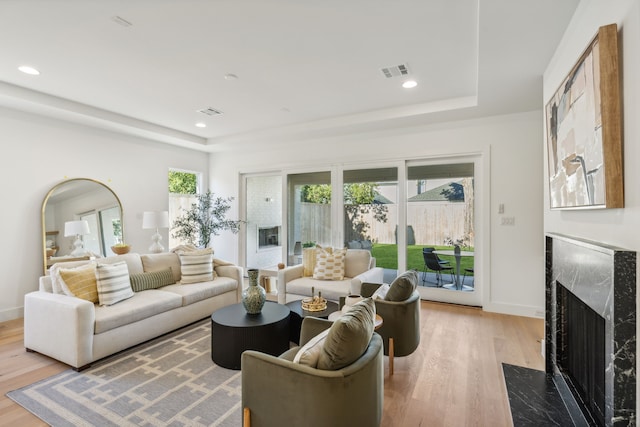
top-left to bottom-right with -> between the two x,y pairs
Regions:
168,169 -> 200,249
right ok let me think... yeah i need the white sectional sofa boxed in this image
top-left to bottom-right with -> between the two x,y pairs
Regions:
277,249 -> 384,304
24,252 -> 242,370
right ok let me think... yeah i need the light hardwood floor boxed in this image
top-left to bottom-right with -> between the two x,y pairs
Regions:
0,301 -> 544,427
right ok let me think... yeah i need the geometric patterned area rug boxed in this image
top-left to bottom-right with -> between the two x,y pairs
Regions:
7,319 -> 242,427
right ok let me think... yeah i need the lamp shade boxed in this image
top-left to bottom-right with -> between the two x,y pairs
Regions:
64,220 -> 90,236
142,211 -> 169,229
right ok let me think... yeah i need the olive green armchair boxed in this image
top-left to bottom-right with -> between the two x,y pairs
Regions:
360,281 -> 421,375
241,317 -> 384,427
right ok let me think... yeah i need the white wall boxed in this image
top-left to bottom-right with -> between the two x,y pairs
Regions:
210,110 -> 545,317
543,0 -> 639,412
543,1 -> 639,243
0,107 -> 209,321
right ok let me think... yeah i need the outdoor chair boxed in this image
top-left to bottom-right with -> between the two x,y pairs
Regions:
422,250 -> 454,286
462,267 -> 475,287
422,247 -> 451,266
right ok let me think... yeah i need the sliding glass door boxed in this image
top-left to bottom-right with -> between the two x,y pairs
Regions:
243,155 -> 485,307
287,171 -> 332,265
406,159 -> 481,306
343,167 -> 398,283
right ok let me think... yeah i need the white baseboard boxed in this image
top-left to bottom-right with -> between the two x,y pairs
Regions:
0,306 -> 24,322
483,301 -> 545,319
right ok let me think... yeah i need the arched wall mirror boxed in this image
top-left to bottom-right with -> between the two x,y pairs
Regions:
42,178 -> 124,274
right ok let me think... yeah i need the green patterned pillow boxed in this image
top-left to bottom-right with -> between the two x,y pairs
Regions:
130,267 -> 175,292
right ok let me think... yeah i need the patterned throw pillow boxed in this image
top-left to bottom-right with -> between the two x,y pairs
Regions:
95,261 -> 134,306
178,248 -> 214,284
57,263 -> 98,303
130,267 -> 175,292
313,246 -> 346,280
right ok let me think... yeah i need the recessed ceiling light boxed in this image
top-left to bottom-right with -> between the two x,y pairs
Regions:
402,80 -> 418,89
195,122 -> 207,128
18,65 -> 40,75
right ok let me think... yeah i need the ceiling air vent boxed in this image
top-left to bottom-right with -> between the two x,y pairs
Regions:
197,107 -> 223,116
380,63 -> 410,78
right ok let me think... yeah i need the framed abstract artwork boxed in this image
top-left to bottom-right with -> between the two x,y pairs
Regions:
545,24 -> 623,209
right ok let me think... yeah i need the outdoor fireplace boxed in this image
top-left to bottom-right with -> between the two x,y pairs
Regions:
546,234 -> 636,426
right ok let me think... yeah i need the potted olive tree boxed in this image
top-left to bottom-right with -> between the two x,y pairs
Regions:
171,190 -> 243,248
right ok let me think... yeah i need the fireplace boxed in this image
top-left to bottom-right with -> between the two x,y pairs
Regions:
258,225 -> 281,249
546,234 -> 636,426
557,282 -> 606,425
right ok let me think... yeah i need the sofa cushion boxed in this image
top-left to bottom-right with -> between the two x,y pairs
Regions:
178,248 -> 215,284
141,253 -> 182,283
344,249 -> 372,278
95,261 -> 135,306
313,247 -> 346,280
130,267 -> 176,292
385,270 -> 418,301
293,328 -> 331,367
160,276 -> 238,306
318,297 -> 375,370
56,263 -> 98,303
94,290 -> 183,334
286,277 -> 352,302
103,253 -> 144,275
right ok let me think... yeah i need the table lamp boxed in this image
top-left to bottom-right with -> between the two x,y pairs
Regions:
143,211 -> 169,253
64,220 -> 90,256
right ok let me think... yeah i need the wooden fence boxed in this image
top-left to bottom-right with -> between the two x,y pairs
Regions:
299,201 -> 472,247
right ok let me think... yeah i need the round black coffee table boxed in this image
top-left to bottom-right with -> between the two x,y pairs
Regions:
211,302 -> 290,369
286,299 -> 340,344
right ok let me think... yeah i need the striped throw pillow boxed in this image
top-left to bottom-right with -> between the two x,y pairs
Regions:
95,261 -> 134,306
313,247 -> 346,280
58,263 -> 98,303
130,267 -> 175,292
178,248 -> 214,284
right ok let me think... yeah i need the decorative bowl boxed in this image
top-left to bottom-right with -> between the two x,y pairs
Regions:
301,296 -> 327,312
111,245 -> 131,255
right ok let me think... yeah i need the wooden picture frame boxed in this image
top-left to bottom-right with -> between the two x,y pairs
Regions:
545,24 -> 623,209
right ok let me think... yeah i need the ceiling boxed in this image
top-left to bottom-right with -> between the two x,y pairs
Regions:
0,0 -> 579,152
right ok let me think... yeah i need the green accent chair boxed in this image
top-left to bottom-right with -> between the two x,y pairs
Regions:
359,282 -> 421,374
241,317 -> 384,427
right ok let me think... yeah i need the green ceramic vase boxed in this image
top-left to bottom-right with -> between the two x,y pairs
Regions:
242,268 -> 266,314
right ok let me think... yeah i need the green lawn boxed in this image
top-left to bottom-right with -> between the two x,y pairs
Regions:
371,243 -> 474,274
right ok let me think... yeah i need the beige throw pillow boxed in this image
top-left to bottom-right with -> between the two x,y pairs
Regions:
302,247 -> 317,277
293,328 -> 331,367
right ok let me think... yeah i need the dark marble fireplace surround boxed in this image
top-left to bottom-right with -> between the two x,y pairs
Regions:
546,233 -> 636,426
